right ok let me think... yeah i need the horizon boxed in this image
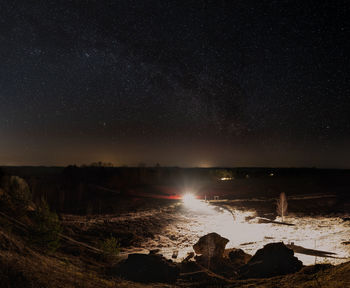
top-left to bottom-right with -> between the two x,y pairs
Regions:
1,164 -> 349,170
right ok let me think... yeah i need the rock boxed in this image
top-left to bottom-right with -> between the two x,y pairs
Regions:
193,232 -> 229,260
117,253 -> 179,283
193,233 -> 239,277
194,250 -> 241,278
172,250 -> 178,259
180,259 -> 201,274
228,249 -> 252,267
240,242 -> 303,278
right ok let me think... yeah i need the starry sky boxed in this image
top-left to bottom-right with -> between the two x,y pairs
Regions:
0,0 -> 349,167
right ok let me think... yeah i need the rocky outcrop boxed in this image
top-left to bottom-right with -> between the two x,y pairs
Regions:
228,248 -> 252,267
240,242 -> 303,278
193,232 -> 229,260
116,253 -> 179,283
192,233 -> 241,278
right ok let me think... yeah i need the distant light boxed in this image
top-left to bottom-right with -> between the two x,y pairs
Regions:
269,173 -> 274,176
198,162 -> 211,168
220,177 -> 233,181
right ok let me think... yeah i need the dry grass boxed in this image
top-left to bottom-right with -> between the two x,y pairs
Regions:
223,262 -> 350,288
0,224 -> 177,288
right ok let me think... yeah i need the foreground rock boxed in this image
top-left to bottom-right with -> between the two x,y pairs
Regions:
192,233 -> 245,278
227,248 -> 252,268
193,232 -> 229,260
240,242 -> 303,278
117,253 -> 179,283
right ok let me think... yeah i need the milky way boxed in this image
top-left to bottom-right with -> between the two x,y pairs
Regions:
0,1 -> 349,167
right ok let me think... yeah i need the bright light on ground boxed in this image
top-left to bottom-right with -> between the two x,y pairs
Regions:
122,199 -> 350,266
182,193 -> 214,212
182,193 -> 196,205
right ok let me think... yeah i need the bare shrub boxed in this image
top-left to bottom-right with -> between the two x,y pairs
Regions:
277,192 -> 288,222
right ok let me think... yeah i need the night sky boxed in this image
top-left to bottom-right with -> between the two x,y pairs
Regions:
0,1 -> 349,167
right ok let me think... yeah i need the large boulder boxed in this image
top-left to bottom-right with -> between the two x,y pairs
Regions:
193,233 -> 235,276
227,248 -> 252,267
193,232 -> 229,260
240,242 -> 303,278
117,253 -> 179,283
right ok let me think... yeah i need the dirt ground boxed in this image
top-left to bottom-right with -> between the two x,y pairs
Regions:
60,195 -> 350,266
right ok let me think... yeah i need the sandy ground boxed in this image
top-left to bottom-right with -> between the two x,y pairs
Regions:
63,196 -> 350,266
140,199 -> 350,265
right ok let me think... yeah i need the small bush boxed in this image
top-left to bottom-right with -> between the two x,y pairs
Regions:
99,236 -> 120,259
31,199 -> 62,252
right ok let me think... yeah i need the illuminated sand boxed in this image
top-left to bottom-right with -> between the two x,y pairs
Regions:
136,198 -> 350,265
